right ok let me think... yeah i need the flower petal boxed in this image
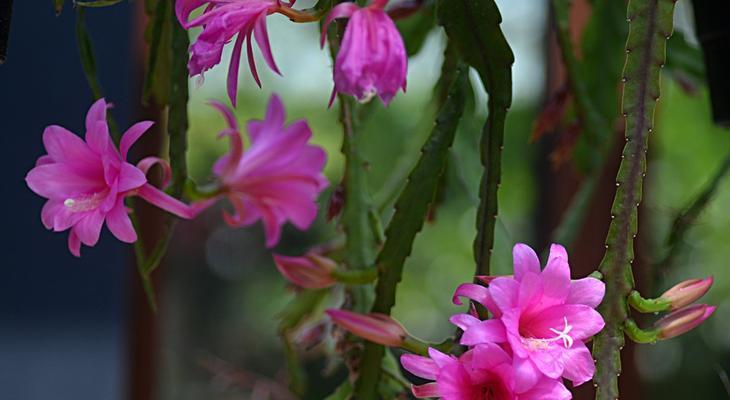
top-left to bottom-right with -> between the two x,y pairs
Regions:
73,211 -> 105,246
117,162 -> 147,193
105,199 -> 137,243
400,354 -> 438,380
513,356 -> 540,393
68,230 -> 82,257
460,319 -> 507,346
137,183 -> 194,219
120,121 -> 154,159
513,243 -> 541,280
227,33 -> 246,107
568,277 -> 605,308
561,341 -> 595,386
411,383 -> 439,398
42,125 -> 97,166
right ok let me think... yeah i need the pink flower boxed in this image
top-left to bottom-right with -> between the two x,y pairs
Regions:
176,0 -> 282,106
655,303 -> 716,339
321,0 -> 407,105
452,243 -> 605,388
326,309 -> 407,347
273,252 -> 337,289
401,344 -> 571,400
195,95 -> 328,247
25,99 -> 194,256
659,276 -> 714,310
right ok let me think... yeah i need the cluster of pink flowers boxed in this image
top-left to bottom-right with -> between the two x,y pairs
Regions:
177,0 -> 407,106
402,244 -> 604,399
26,95 -> 327,255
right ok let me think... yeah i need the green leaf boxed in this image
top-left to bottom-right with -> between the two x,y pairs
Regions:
277,289 -> 329,332
354,65 -> 469,399
324,381 -> 352,400
592,1 -> 677,398
75,8 -> 102,99
74,0 -> 124,7
437,0 -> 513,277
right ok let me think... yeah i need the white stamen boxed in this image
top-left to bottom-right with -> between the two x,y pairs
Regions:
548,316 -> 574,348
64,199 -> 76,208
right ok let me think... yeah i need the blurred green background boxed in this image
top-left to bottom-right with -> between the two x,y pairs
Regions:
152,1 -> 729,399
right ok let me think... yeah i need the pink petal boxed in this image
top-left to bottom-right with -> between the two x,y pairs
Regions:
567,277 -> 605,308
42,125 -> 97,166
528,345 -> 567,379
411,383 -> 439,398
400,354 -> 438,380
548,243 -> 569,262
105,199 -> 137,243
86,120 -> 112,156
137,156 -> 173,189
490,276 -> 520,312
265,94 -> 286,128
427,348 -> 453,369
540,246 -> 571,306
320,2 -> 359,48
41,200 -> 63,230
519,375 -> 572,400
120,121 -> 154,159
73,211 -> 105,246
137,183 -> 194,219
227,33 -> 246,107
85,98 -> 108,134
460,320 -> 507,346
117,162 -> 147,193
246,30 -> 262,87
26,163 -> 103,199
513,243 -> 541,280
561,341 -> 595,386
513,357 -> 540,393
468,343 -> 512,370
68,230 -> 82,257
448,313 -> 480,331
253,12 -> 281,75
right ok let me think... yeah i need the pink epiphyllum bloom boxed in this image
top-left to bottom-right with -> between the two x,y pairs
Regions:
659,276 -> 714,310
452,243 -> 606,388
273,252 -> 337,289
176,0 -> 283,106
321,0 -> 407,106
195,95 -> 328,247
401,344 -> 571,400
25,99 -> 194,256
655,303 -> 716,339
326,309 -> 407,347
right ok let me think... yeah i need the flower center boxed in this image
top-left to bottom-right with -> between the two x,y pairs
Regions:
63,192 -> 106,213
521,316 -> 574,350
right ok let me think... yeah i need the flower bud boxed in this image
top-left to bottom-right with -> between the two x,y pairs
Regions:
326,309 -> 407,347
659,276 -> 714,310
655,303 -> 716,340
273,253 -> 337,289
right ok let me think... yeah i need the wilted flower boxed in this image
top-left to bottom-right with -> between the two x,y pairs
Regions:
194,95 -> 328,247
25,99 -> 193,256
176,0 -> 283,105
326,309 -> 407,347
655,303 -> 716,339
273,252 -> 337,289
452,243 -> 605,388
321,0 -> 407,105
401,344 -> 571,400
659,276 -> 713,310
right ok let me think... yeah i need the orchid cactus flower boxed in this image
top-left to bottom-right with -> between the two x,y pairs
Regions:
321,0 -> 407,105
176,0 -> 285,106
25,99 -> 193,256
273,252 -> 337,289
401,344 -> 571,400
452,243 -> 606,389
194,95 -> 328,247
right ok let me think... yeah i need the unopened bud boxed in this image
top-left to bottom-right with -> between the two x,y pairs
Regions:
326,309 -> 407,347
655,303 -> 716,340
659,276 -> 713,310
273,253 -> 337,289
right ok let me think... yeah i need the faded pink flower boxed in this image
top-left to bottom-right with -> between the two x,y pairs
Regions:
659,276 -> 714,310
326,309 -> 407,347
655,303 -> 716,339
273,252 -> 337,289
401,344 -> 571,400
321,0 -> 407,105
176,0 -> 282,106
452,243 -> 605,388
25,99 -> 193,256
195,95 -> 328,247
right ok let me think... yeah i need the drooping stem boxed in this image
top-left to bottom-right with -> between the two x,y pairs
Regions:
592,1 -> 676,398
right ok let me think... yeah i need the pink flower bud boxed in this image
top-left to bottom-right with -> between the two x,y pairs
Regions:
659,276 -> 713,310
326,309 -> 407,347
273,253 -> 337,289
655,303 -> 716,340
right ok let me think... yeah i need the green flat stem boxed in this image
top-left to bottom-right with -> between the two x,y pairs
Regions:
628,290 -> 670,313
